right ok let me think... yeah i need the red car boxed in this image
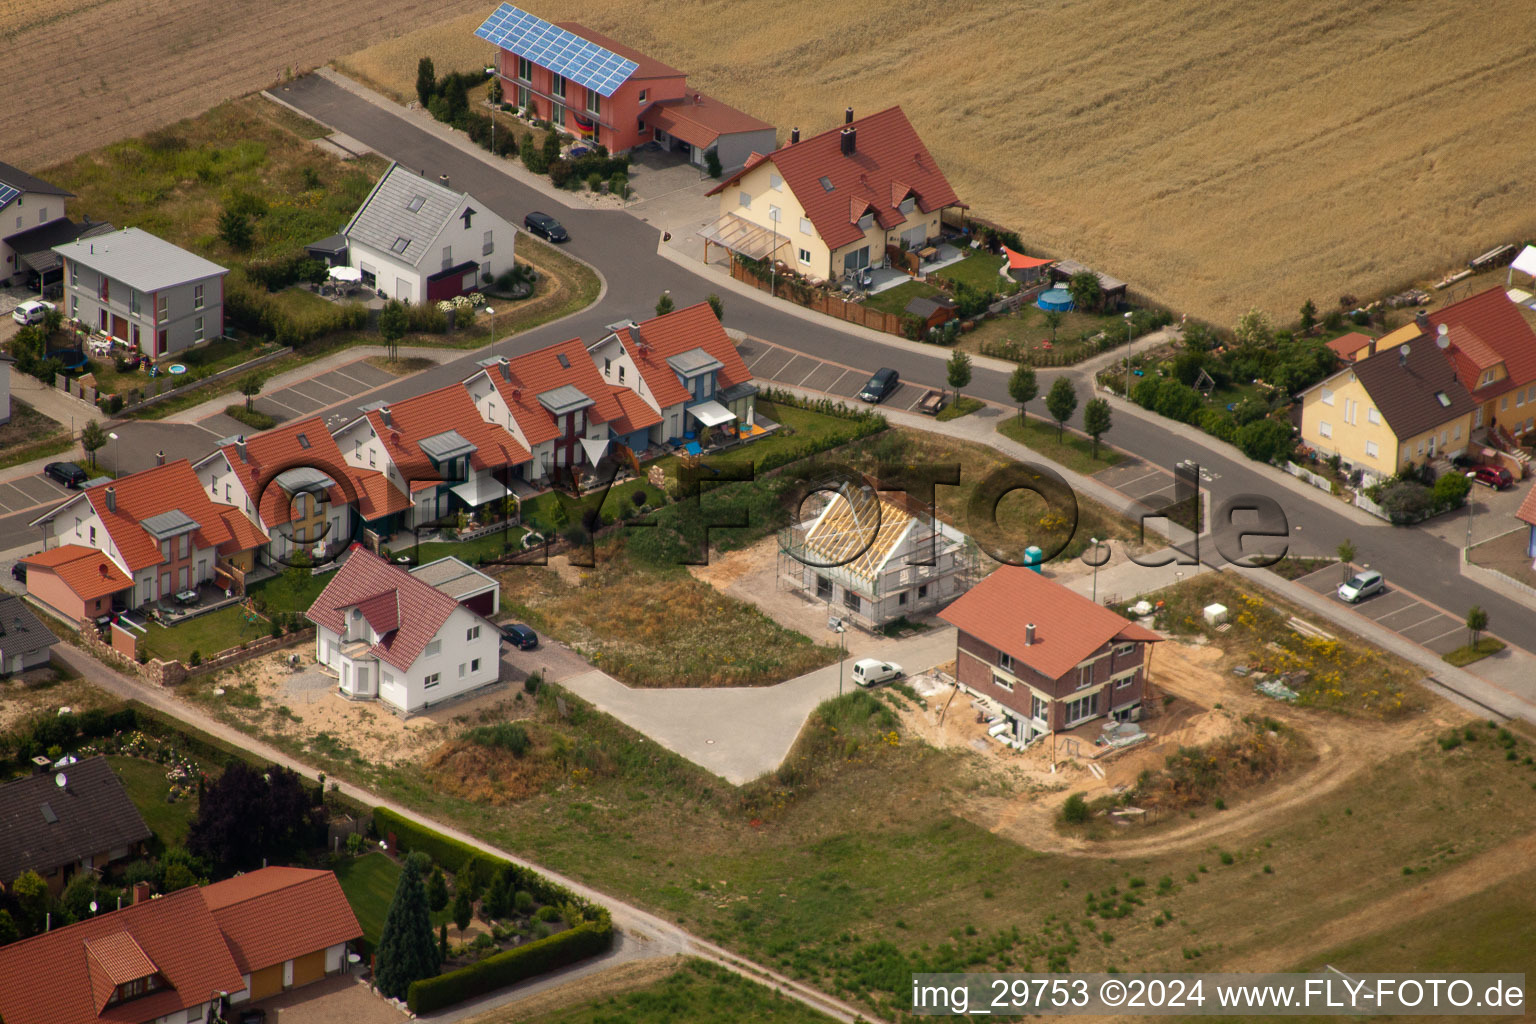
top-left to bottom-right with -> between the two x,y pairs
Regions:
1469,464 -> 1514,490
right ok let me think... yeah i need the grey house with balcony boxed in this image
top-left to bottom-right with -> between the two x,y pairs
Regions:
341,162 -> 517,306
52,227 -> 227,357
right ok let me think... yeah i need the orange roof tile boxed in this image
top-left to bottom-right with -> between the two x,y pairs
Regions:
217,418 -> 353,529
346,467 -> 412,520
488,338 -> 622,445
641,92 -> 773,149
1517,482 -> 1536,528
215,506 -> 269,557
613,302 -> 753,410
20,544 -> 133,601
306,547 -> 465,671
367,383 -> 531,484
1325,331 -> 1375,360
1429,288 -> 1536,400
77,461 -> 232,572
607,384 -> 662,435
202,867 -> 361,975
938,566 -> 1162,680
709,106 -> 961,251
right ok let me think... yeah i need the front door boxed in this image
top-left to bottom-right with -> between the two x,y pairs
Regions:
395,277 -> 412,303
111,315 -> 128,340
1475,406 -> 1485,429
197,559 -> 206,582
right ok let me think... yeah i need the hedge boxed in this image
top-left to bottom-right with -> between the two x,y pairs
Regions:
406,921 -> 612,1013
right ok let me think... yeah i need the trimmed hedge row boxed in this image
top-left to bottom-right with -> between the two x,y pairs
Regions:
406,920 -> 612,1013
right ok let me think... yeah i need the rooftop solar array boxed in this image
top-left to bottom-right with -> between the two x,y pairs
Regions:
0,183 -> 19,208
475,4 -> 638,98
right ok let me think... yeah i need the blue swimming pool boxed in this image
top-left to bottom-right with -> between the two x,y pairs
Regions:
1037,288 -> 1074,312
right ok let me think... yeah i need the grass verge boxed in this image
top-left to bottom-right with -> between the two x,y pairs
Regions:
1443,637 -> 1506,667
935,396 -> 984,421
997,413 -> 1123,474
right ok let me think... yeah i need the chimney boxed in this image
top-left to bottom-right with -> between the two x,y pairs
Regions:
1415,309 -> 1431,334
497,356 -> 510,381
439,173 -> 450,189
379,406 -> 392,427
840,127 -> 856,156
1367,340 -> 1376,358
104,486 -> 116,513
790,127 -> 799,144
235,435 -> 247,463
155,449 -> 165,467
694,92 -> 702,105
132,881 -> 151,905
1024,623 -> 1036,646
845,106 -> 854,124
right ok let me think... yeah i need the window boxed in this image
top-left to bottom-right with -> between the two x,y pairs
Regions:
899,197 -> 914,215
1416,441 -> 1425,456
1318,421 -> 1332,438
193,283 -> 204,309
637,89 -> 647,103
99,309 -> 108,331
857,213 -> 874,230
424,673 -> 440,688
471,657 -> 481,672
1364,440 -> 1379,458
516,85 -> 530,109
70,262 -> 77,286
798,248 -> 811,264
997,652 -> 1014,672
425,639 -> 441,658
459,663 -> 466,678
769,173 -> 783,191
604,357 -> 611,374
1452,424 -> 1461,440
442,245 -> 452,269
799,216 -> 813,236
1501,396 -> 1509,411
130,289 -> 140,315
89,525 -> 96,543
1064,691 -> 1099,725
898,591 -> 908,606
917,583 -> 928,600
1116,676 -> 1134,690
407,195 -> 425,212
618,365 -> 625,383
843,589 -> 859,612
1077,663 -> 1094,688
391,237 -> 410,254
179,534 -> 190,559
39,207 -> 47,223
467,625 -> 480,641
194,316 -> 204,342
156,294 -> 168,322
551,75 -> 566,99
738,191 -> 751,210
225,483 -> 231,500
1367,407 -> 1380,425
1115,643 -> 1134,656
768,204 -> 781,223
70,295 -> 77,317
585,89 -> 600,116
1032,694 -> 1049,721
160,540 -> 171,561
516,56 -> 532,81
992,673 -> 1014,692
1320,387 -> 1334,406
818,175 -> 834,192
1521,390 -> 1528,408
98,276 -> 108,301
483,229 -> 494,255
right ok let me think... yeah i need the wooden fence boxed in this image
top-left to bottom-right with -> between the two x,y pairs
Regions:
729,261 -> 905,336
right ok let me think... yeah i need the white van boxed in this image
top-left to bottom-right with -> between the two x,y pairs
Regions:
851,659 -> 902,687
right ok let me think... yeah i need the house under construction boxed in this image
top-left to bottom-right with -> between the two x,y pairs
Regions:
777,477 -> 981,629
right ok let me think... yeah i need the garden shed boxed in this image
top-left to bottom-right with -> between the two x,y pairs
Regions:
905,294 -> 959,330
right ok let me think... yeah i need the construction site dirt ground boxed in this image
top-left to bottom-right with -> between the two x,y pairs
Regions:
898,638 -> 1449,858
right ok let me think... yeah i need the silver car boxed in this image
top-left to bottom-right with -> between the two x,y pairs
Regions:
1338,570 -> 1384,603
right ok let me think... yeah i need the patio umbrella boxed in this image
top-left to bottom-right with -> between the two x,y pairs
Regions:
328,265 -> 363,282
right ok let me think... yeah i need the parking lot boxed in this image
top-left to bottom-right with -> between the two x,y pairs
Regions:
252,359 -> 395,426
0,470 -> 72,518
736,337 -> 945,414
1292,563 -> 1469,656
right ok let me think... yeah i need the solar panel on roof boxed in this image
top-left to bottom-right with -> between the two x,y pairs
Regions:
474,3 -> 639,98
0,182 -> 18,208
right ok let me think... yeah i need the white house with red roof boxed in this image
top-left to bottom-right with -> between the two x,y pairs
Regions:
587,302 -> 760,447
333,382 -> 530,529
23,460 -> 262,618
704,106 -> 963,284
463,337 -> 642,489
0,866 -> 360,1024
306,545 -> 500,712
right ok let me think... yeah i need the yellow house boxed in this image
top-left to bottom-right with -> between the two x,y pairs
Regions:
703,106 -> 963,284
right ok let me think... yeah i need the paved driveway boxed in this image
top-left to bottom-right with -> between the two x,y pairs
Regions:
249,974 -> 405,1024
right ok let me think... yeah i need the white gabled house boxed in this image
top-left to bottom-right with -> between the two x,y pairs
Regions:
342,162 -> 517,305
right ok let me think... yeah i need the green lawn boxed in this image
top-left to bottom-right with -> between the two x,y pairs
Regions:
934,396 -> 984,421
336,852 -> 452,945
997,412 -> 1123,475
397,525 -> 529,567
858,279 -> 940,317
141,604 -> 270,663
248,568 -> 337,616
931,250 -> 1016,294
107,755 -> 198,848
1443,637 -> 1506,667
505,959 -> 835,1024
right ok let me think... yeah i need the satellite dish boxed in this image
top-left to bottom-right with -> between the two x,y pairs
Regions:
88,901 -> 97,914
1436,323 -> 1450,349
1401,343 -> 1411,355
54,773 -> 66,788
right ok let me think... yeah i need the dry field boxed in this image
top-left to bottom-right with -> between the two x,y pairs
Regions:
335,0 -> 1536,324
0,0 -> 489,169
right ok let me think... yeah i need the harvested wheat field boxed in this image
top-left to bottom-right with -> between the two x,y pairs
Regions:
337,0 -> 1536,324
0,0 -> 489,169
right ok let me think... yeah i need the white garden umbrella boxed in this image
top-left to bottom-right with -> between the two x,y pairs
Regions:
328,265 -> 363,283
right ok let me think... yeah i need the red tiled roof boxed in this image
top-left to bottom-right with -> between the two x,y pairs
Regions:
306,547 -> 464,672
488,338 -> 622,446
216,506 -> 269,557
1429,288 -> 1536,400
709,106 -> 961,251
354,590 -> 400,635
202,867 -> 361,976
555,22 -> 685,81
1325,331 -> 1375,360
218,418 -> 352,529
938,566 -> 1162,680
614,302 -> 753,410
21,544 -> 133,600
345,467 -> 411,521
641,92 -> 773,149
607,384 -> 662,436
78,461 -> 232,572
366,383 -> 531,484
0,887 -> 243,1024
1517,483 -> 1536,528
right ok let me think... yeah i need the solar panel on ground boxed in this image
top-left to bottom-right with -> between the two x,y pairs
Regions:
0,183 -> 19,208
474,3 -> 638,98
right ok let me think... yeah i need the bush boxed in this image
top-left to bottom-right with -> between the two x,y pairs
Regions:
1433,471 -> 1471,508
534,904 -> 560,922
1374,480 -> 1438,524
465,722 -> 530,757
406,922 -> 613,1013
704,149 -> 722,178
1197,408 -> 1238,442
607,172 -> 629,199
548,160 -> 574,189
404,302 -> 448,333
513,890 -> 535,914
1060,793 -> 1091,824
1235,419 -> 1295,464
246,252 -> 326,292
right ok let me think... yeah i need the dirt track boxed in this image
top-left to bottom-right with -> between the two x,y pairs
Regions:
0,0 -> 489,170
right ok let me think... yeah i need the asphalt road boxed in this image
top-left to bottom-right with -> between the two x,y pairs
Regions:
4,71 -> 1530,655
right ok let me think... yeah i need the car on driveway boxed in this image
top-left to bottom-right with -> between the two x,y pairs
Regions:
500,623 -> 539,650
11,299 -> 54,325
1469,464 -> 1513,490
10,562 -> 25,583
523,212 -> 569,242
1338,569 -> 1384,604
851,659 -> 903,687
857,368 -> 900,404
44,462 -> 88,488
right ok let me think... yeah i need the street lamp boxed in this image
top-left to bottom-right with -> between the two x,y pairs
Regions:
829,616 -> 847,696
1465,471 -> 1477,551
108,431 -> 119,475
1122,311 -> 1136,396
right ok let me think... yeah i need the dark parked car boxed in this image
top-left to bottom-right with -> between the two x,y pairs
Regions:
1469,464 -> 1513,490
857,367 -> 900,404
10,562 -> 25,583
500,623 -> 539,650
523,212 -> 569,242
238,1010 -> 267,1024
44,462 -> 88,488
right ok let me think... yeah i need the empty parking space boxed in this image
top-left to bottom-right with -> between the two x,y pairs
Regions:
799,363 -> 848,393
887,383 -> 926,410
1400,614 -> 1464,647
744,346 -> 797,381
285,379 -> 347,403
776,354 -> 820,386
331,361 -> 393,389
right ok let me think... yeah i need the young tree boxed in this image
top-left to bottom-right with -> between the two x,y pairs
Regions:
42,305 -> 63,337
187,760 -> 321,876
946,350 -> 972,406
706,293 -> 724,321
378,299 -> 408,362
1466,605 -> 1488,649
1045,376 -> 1078,441
1066,270 -> 1101,312
487,77 -> 503,107
541,129 -> 561,167
62,873 -> 114,924
80,419 -> 107,468
158,847 -> 209,892
374,855 -> 440,1000
655,292 -> 675,317
1336,538 -> 1357,582
425,865 -> 449,913
11,871 -> 49,935
416,57 -> 436,108
238,372 -> 264,411
1007,364 -> 1038,422
452,887 -> 473,937
1083,397 -> 1112,458
1043,308 -> 1063,342
1299,298 -> 1318,335
217,208 -> 254,252
1234,308 -> 1275,350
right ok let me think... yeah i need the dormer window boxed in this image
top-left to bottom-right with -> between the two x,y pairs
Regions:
109,974 -> 163,1005
857,214 -> 873,230
899,197 -> 915,215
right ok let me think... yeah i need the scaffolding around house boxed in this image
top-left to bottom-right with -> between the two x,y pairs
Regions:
775,478 -> 983,630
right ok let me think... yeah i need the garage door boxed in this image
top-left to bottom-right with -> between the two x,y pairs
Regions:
249,963 -> 283,1001
291,949 -> 326,988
